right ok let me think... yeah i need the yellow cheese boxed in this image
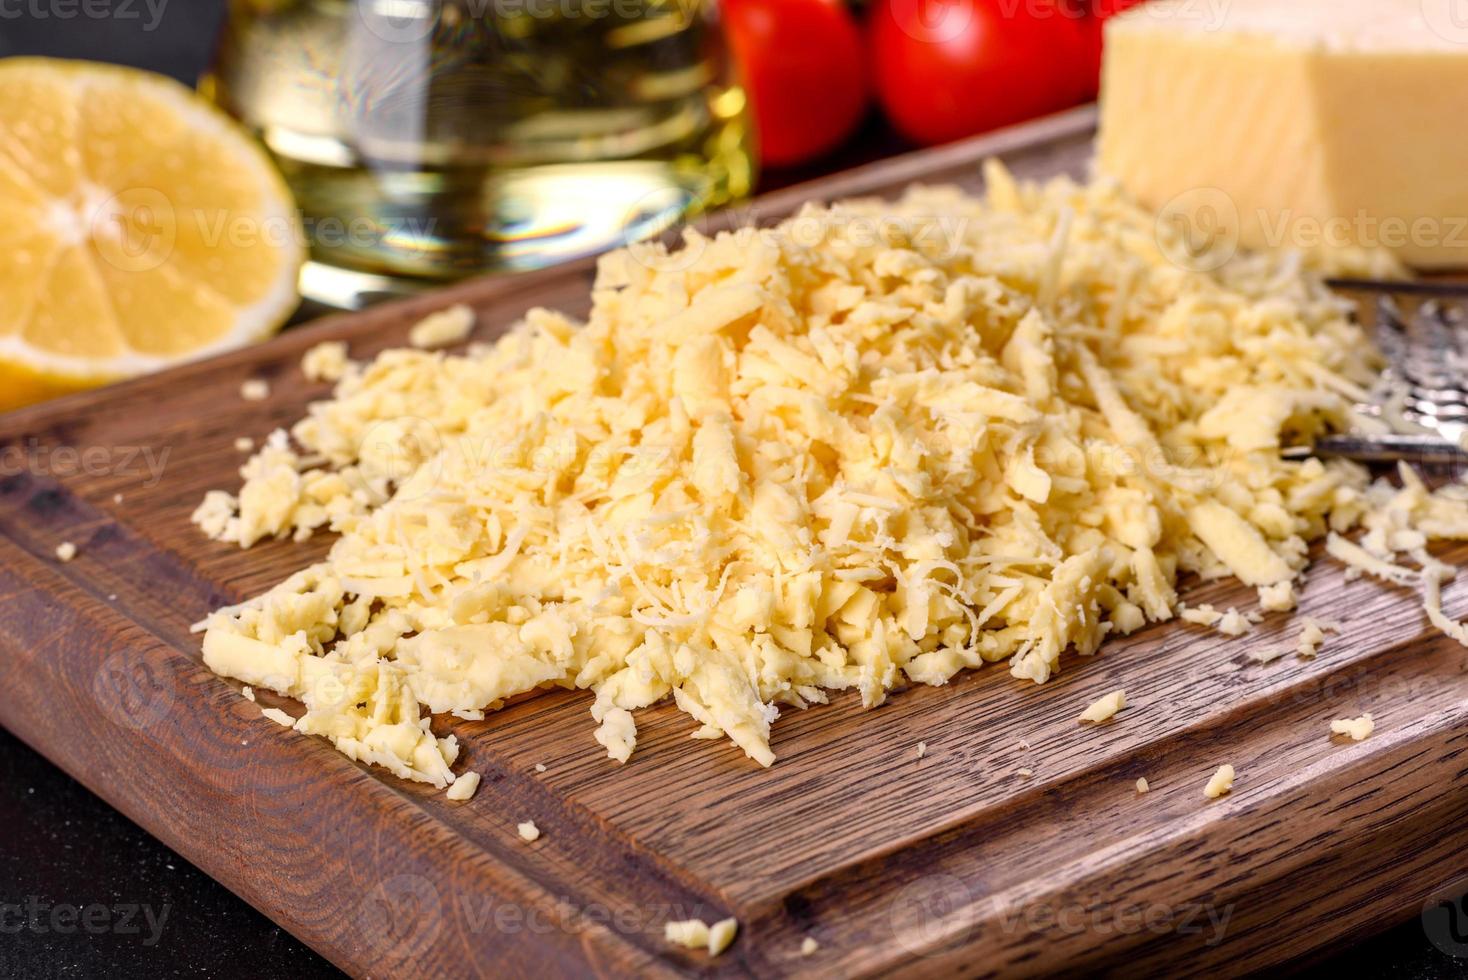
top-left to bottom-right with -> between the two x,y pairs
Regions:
192,167 -> 1468,792
446,771 -> 480,801
1330,714 -> 1374,741
1100,0 -> 1468,270
1204,764 -> 1235,799
707,918 -> 739,956
665,920 -> 709,950
1078,689 -> 1126,724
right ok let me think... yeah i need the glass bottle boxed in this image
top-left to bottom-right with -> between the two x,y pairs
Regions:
204,0 -> 754,307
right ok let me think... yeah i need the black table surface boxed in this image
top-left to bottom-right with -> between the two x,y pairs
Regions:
2,5 -> 1467,978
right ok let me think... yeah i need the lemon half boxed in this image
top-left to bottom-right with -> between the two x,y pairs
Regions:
0,58 -> 302,411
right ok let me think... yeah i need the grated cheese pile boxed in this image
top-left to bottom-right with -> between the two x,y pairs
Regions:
193,162 -> 1468,792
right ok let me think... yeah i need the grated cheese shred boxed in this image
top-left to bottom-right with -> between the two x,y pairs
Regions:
193,163 -> 1468,790
1330,714 -> 1374,741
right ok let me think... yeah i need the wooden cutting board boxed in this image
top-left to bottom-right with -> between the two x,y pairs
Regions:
3,105 -> 1468,978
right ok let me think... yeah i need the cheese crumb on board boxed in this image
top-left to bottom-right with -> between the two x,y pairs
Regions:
1079,690 -> 1126,724
801,936 -> 820,956
240,379 -> 269,401
1216,608 -> 1253,637
915,741 -> 927,759
516,820 -> 540,842
408,304 -> 475,349
708,918 -> 739,956
302,340 -> 352,383
234,437 -> 255,453
1203,765 -> 1235,799
1180,605 -> 1222,627
241,685 -> 255,702
665,919 -> 710,950
261,707 -> 295,728
1016,767 -> 1035,778
446,771 -> 480,801
1258,581 -> 1296,613
192,165 -> 1468,789
54,541 -> 77,563
1296,617 -> 1341,659
1330,714 -> 1374,741
534,763 -> 547,773
1135,777 -> 1149,794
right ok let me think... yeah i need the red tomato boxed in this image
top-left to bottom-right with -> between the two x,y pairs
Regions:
870,0 -> 1093,147
722,0 -> 869,168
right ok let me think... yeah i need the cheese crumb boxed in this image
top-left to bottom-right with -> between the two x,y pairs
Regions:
517,820 -> 540,841
1249,646 -> 1288,665
1135,777 -> 1149,794
707,917 -> 738,956
664,916 -> 738,956
261,707 -> 295,728
534,763 -> 547,773
234,437 -> 255,453
915,741 -> 927,759
1217,608 -> 1253,637
1016,767 -> 1035,778
1330,714 -> 1374,741
800,937 -> 819,956
1079,689 -> 1126,723
54,541 -> 77,563
302,340 -> 352,382
1296,616 -> 1340,659
1257,581 -> 1296,612
408,304 -> 475,349
240,379 -> 269,401
240,685 -> 255,702
665,919 -> 710,949
1204,764 -> 1235,799
1180,604 -> 1222,627
446,771 -> 481,801
594,707 -> 637,764
112,493 -> 123,504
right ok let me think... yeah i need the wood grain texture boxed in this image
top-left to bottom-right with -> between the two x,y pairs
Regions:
3,104 -> 1468,978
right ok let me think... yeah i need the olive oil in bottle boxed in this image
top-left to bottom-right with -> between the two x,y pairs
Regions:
204,0 -> 754,307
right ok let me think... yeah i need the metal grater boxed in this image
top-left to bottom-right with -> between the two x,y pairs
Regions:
1283,282 -> 1468,465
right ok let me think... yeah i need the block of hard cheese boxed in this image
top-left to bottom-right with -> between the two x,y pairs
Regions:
1098,0 -> 1468,269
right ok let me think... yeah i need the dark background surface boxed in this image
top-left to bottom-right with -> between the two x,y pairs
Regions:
0,3 -> 1466,978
